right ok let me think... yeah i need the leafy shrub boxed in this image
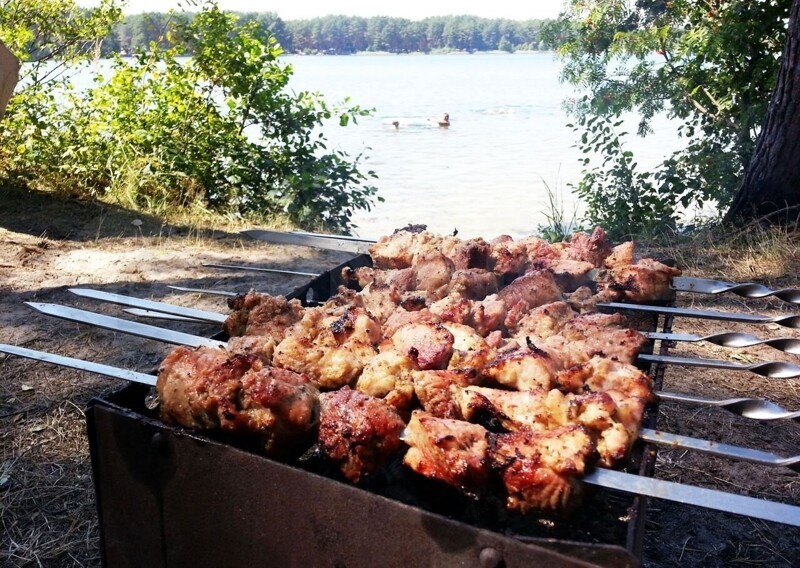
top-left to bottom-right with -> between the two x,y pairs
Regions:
1,2 -> 380,233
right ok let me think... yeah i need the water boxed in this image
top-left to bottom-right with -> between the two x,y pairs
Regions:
282,53 -> 684,239
71,53 -> 685,239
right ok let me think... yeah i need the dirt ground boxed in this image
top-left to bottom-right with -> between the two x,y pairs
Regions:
1,188 -> 798,567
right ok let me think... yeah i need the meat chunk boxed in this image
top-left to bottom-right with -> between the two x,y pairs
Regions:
223,292 -> 305,339
412,370 -> 474,419
157,346 -> 319,454
564,227 -> 614,267
402,411 -> 491,492
388,322 -> 455,370
273,306 -> 381,389
482,339 -> 561,391
355,350 -> 418,410
601,259 -> 682,303
497,270 -> 563,331
318,388 -> 406,483
488,426 -> 595,514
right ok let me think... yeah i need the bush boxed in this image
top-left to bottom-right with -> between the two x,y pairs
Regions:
1,2 -> 380,233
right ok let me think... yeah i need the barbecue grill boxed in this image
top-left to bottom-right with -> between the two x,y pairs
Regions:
2,230 -> 799,567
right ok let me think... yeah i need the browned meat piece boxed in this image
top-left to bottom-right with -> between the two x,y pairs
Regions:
564,227 -> 614,267
546,259 -> 596,291
382,308 -> 441,337
355,350 -> 419,410
556,356 -> 655,403
157,346 -> 319,454
521,236 -> 562,268
388,322 -> 455,370
442,321 -> 496,371
482,339 -> 562,391
413,250 -> 455,298
458,386 -> 635,467
603,258 -> 682,303
223,292 -> 305,339
158,345 -> 234,430
440,236 -> 492,270
412,370 -> 474,419
357,283 -> 403,323
429,294 -> 507,337
488,426 -> 595,514
447,269 -> 499,300
604,241 -> 635,268
402,411 -> 491,491
515,301 -> 578,339
225,335 -> 278,363
273,305 -> 381,389
497,270 -> 563,331
489,236 -> 531,277
318,387 -> 406,483
369,230 -> 443,269
342,266 -> 417,291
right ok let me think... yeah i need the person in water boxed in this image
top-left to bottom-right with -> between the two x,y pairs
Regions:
438,113 -> 450,127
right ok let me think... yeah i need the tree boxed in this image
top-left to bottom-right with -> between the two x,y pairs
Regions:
546,0 -> 792,237
725,0 -> 800,223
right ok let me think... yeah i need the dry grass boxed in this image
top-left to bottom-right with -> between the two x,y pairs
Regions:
0,190 -> 798,566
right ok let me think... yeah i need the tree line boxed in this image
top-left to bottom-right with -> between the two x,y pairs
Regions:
101,13 -> 556,57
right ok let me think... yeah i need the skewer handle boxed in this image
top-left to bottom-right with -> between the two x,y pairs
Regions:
673,277 -> 800,305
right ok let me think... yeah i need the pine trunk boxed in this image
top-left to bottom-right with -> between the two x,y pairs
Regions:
725,0 -> 800,223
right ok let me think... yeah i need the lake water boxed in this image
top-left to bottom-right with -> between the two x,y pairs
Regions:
282,53 -> 684,239
72,53 -> 685,239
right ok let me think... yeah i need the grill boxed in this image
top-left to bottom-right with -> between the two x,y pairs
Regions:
3,231 -> 800,567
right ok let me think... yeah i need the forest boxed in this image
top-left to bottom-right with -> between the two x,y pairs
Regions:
101,12 -> 555,56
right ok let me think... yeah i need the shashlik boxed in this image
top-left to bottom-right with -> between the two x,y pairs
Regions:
152,227 -> 669,515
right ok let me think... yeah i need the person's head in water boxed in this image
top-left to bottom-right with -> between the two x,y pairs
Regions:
392,120 -> 400,129
440,113 -> 450,127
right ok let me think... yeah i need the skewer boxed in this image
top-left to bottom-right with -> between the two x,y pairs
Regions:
639,353 -> 800,379
123,308 -> 212,322
168,285 -> 237,297
1,342 -> 799,527
600,302 -> 800,329
645,331 -> 800,355
201,263 -> 318,277
68,288 -> 226,323
672,276 -> 800,305
657,391 -> 800,421
23,303 -> 800,421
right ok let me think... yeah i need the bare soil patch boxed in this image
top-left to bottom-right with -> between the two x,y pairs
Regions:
1,189 -> 798,566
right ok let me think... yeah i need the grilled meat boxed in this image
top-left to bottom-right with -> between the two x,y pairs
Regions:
318,387 -> 406,483
157,346 -> 319,454
224,292 -> 305,339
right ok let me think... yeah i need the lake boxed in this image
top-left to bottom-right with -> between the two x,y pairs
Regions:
282,53 -> 684,239
74,52 -> 685,239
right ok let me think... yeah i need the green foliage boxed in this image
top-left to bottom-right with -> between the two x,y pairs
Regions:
1,1 -> 380,233
570,110 -> 679,239
545,0 -> 791,234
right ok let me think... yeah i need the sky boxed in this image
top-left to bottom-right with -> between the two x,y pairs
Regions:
77,0 -> 564,21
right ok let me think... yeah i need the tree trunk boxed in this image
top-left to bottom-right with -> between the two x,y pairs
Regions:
0,40 -> 20,120
725,0 -> 800,223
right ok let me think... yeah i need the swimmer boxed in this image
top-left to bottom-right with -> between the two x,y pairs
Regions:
392,120 -> 400,129
438,113 -> 450,127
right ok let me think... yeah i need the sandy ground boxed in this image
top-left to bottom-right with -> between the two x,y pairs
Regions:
0,190 -> 799,566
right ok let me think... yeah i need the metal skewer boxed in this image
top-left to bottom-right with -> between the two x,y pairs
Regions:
645,331 -> 800,355
639,353 -> 800,379
601,302 -> 800,329
672,276 -> 800,305
68,288 -> 227,323
657,391 -> 800,421
168,285 -> 237,297
201,263 -> 319,277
